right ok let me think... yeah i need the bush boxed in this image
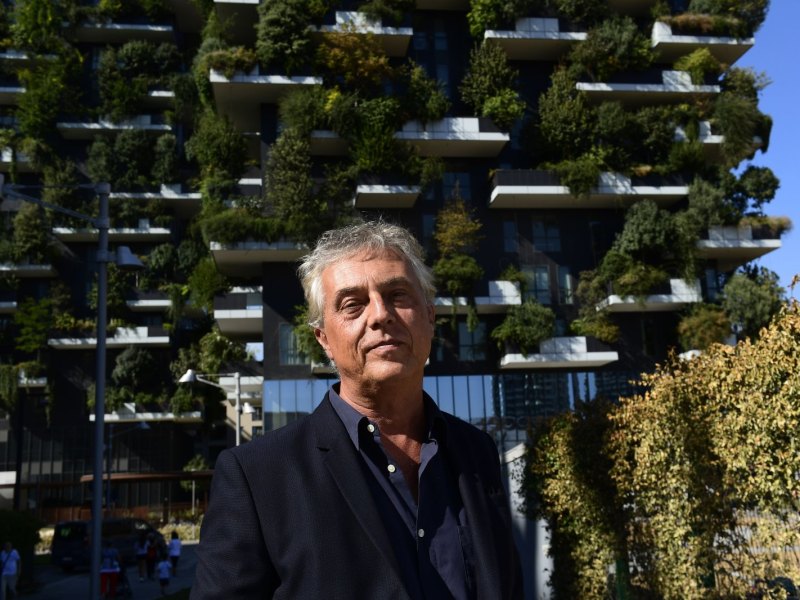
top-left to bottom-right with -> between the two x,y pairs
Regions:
568,15 -> 653,82
185,109 -> 249,182
403,63 -> 450,124
537,69 -> 594,161
678,304 -> 731,351
491,300 -> 556,355
460,42 -> 519,118
674,47 -> 722,84
316,30 -> 393,92
553,154 -> 602,198
256,0 -> 316,74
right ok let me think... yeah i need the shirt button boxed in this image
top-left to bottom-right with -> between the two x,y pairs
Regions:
387,464 -> 396,473
367,424 -> 375,433
417,529 -> 425,538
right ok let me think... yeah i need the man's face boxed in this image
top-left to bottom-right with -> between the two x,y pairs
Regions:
314,250 -> 434,393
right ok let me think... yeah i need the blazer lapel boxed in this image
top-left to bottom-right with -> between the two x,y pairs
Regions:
445,424 -> 505,597
310,397 -> 408,592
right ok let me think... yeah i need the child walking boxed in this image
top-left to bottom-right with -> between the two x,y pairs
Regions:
156,552 -> 172,596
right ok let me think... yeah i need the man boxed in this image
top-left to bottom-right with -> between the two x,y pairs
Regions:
0,541 -> 20,600
192,221 -> 522,599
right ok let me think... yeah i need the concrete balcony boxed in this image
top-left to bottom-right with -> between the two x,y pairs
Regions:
214,286 -> 263,338
210,240 -> 308,277
57,115 -> 172,140
0,83 -> 24,105
490,170 -> 688,209
396,118 -> 509,158
91,402 -> 203,423
142,89 -> 175,110
0,262 -> 57,278
675,120 -> 762,162
126,290 -> 172,312
210,67 -> 322,131
214,0 -> 260,45
68,20 -> 175,43
216,374 -> 264,408
598,278 -> 702,313
485,18 -> 586,60
696,225 -> 782,271
499,336 -> 619,369
0,295 -> 15,313
0,147 -> 36,173
110,184 -> 201,218
18,370 -> 47,389
353,176 -> 421,208
434,281 -> 522,315
315,12 -> 413,57
48,326 -> 170,349
651,21 -> 753,65
52,221 -> 171,243
576,70 -> 720,105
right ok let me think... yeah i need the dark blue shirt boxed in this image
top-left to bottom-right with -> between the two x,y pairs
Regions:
329,386 -> 475,600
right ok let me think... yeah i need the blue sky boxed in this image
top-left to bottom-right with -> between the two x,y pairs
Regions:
738,0 -> 799,294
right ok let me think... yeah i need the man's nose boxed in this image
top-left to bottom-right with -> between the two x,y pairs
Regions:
366,294 -> 394,327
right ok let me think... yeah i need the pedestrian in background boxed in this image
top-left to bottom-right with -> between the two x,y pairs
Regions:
168,531 -> 181,575
0,541 -> 20,600
156,552 -> 172,596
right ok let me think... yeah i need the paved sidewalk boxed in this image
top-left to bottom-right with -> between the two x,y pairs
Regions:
24,541 -> 198,599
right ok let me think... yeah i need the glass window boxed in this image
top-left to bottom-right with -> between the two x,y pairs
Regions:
503,220 -> 518,253
458,321 -> 487,361
278,323 -> 308,366
523,266 -> 551,305
434,31 -> 447,51
558,266 -> 573,305
413,32 -> 428,50
443,172 -> 470,201
532,219 -> 561,252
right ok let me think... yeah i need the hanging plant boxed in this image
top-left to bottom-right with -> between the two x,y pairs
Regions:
0,364 -> 20,413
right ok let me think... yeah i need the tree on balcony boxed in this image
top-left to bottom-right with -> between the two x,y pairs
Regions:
567,15 -> 653,82
721,266 -> 784,342
460,41 -> 525,131
256,0 -> 319,75
678,303 -> 731,351
11,203 -> 50,264
10,0 -> 67,54
491,299 -> 555,356
433,196 -> 484,331
316,29 -> 393,93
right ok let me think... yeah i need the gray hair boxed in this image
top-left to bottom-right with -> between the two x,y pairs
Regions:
298,221 -> 436,327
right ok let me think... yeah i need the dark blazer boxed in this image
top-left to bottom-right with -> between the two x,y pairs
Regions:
191,394 -> 523,599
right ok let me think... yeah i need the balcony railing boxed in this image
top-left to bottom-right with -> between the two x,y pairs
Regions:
48,326 -> 170,349
485,17 -> 587,60
57,115 -> 172,140
68,20 -> 175,44
209,240 -> 309,277
314,12 -> 413,57
651,21 -> 754,65
499,336 -> 619,369
490,170 -> 688,208
214,286 -> 263,338
597,278 -> 702,313
696,225 -> 782,271
576,70 -> 720,105
354,175 -> 421,208
210,67 -> 322,131
434,281 -> 522,315
396,117 -> 509,157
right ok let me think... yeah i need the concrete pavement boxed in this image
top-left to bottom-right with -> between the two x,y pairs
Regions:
24,541 -> 198,599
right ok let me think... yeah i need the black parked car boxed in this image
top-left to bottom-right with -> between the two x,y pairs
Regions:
51,518 -> 164,571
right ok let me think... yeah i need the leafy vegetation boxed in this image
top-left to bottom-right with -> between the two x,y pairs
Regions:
459,42 -> 525,131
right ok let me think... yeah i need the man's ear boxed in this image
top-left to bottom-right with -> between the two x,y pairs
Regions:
427,304 -> 435,329
314,327 -> 333,359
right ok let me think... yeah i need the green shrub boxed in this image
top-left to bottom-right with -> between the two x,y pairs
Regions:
568,15 -> 653,82
460,42 -> 519,118
537,69 -> 594,161
256,0 -> 316,74
554,155 -> 602,197
677,304 -> 730,351
482,88 -> 526,132
491,300 -> 556,355
674,47 -> 722,84
185,109 -> 249,182
359,0 -> 414,25
403,63 -> 450,124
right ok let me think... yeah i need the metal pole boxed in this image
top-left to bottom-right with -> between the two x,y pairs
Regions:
106,423 -> 112,512
90,183 -> 111,600
235,372 -> 241,446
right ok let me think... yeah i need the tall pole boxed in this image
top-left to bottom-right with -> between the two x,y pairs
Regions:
234,372 -> 241,447
90,183 -> 111,600
106,423 -> 113,512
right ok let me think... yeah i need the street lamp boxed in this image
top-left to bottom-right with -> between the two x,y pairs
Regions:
0,176 -> 144,600
105,422 -> 150,511
178,369 -> 251,446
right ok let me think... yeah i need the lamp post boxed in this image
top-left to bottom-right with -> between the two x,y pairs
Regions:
178,369 -> 244,446
0,177 -> 143,600
105,422 -> 150,511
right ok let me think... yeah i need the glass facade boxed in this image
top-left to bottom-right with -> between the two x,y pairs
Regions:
260,371 -> 641,452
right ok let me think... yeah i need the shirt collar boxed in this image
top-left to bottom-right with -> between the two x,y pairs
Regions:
328,384 -> 447,450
